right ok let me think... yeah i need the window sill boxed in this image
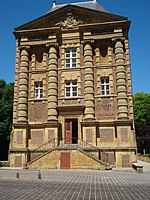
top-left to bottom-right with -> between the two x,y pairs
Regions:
64,96 -> 78,100
28,98 -> 47,102
95,95 -> 117,98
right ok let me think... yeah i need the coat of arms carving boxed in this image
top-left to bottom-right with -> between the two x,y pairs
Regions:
55,13 -> 82,30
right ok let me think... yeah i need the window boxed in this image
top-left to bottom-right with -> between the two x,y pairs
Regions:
101,77 -> 110,95
65,81 -> 78,97
65,48 -> 76,68
35,82 -> 43,99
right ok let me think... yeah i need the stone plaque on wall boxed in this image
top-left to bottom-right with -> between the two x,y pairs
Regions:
101,152 -> 115,165
86,129 -> 93,143
120,128 -> 128,142
48,130 -> 54,140
95,98 -> 116,120
16,131 -> 23,144
28,101 -> 48,122
31,130 -> 43,144
106,153 -> 115,165
122,155 -> 130,167
100,128 -> 114,142
15,156 -> 22,167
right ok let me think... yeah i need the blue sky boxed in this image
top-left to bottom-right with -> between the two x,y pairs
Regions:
0,0 -> 150,94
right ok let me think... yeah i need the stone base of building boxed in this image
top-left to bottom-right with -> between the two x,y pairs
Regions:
9,119 -> 137,169
9,147 -> 137,169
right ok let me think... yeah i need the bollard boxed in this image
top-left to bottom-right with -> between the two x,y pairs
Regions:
38,170 -> 42,179
16,170 -> 20,179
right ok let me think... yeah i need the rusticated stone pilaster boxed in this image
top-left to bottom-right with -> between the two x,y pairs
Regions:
18,48 -> 29,123
84,43 -> 95,120
115,40 -> 128,119
48,46 -> 58,121
13,45 -> 20,124
125,39 -> 133,119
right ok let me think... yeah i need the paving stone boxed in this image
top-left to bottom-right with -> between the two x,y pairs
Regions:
0,169 -> 149,200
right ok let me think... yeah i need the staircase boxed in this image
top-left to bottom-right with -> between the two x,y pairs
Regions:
30,138 -> 55,161
28,138 -> 111,170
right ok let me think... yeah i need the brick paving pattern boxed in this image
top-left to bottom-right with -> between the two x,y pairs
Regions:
0,169 -> 150,200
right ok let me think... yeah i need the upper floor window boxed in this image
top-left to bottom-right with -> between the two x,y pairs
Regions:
35,82 -> 43,99
101,77 -> 110,95
65,48 -> 76,68
65,81 -> 78,97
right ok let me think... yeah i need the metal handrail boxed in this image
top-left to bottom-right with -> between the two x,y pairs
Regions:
31,138 -> 55,152
78,139 -> 100,159
29,138 -> 55,162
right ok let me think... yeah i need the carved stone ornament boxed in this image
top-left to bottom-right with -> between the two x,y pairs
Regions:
56,13 -> 83,30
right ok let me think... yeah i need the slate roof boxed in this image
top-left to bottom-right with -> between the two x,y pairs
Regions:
47,1 -> 108,14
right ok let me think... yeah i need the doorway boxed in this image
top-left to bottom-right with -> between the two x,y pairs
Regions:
60,152 -> 70,169
65,119 -> 78,144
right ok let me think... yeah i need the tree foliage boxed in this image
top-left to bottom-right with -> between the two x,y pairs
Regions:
133,92 -> 150,124
133,92 -> 150,153
0,79 -> 14,140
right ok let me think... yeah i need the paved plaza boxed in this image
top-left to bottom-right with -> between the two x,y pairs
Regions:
0,166 -> 150,200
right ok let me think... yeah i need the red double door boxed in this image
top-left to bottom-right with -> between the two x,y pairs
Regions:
65,119 -> 72,144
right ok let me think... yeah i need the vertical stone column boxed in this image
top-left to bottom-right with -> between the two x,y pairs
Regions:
18,48 -> 29,123
125,39 -> 133,120
13,44 -> 20,124
84,42 -> 95,120
115,39 -> 128,119
48,46 -> 58,121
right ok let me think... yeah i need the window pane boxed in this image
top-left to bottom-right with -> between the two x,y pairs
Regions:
106,91 -> 109,95
102,91 -> 105,95
35,89 -> 38,93
72,58 -> 76,67
40,83 -> 43,87
106,85 -> 109,89
66,82 -> 70,86
66,88 -> 70,92
73,87 -> 77,91
35,83 -> 38,88
101,86 -> 104,90
106,78 -> 109,83
66,92 -> 70,97
66,64 -> 70,68
66,53 -> 70,58
66,49 -> 70,54
72,52 -> 76,57
101,79 -> 104,84
72,81 -> 77,85
73,92 -> 77,96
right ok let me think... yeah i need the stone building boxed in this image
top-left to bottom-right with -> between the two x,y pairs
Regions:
9,0 -> 137,169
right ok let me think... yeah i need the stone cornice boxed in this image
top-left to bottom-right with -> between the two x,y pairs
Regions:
14,27 -> 60,37
79,20 -> 130,30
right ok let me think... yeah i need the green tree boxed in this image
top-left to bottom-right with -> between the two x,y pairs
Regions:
133,92 -> 150,154
0,79 -> 14,160
133,92 -> 150,124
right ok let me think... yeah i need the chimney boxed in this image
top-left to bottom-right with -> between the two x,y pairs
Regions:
53,0 -> 56,7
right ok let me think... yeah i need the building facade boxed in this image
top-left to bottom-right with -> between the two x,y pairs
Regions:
9,1 -> 137,169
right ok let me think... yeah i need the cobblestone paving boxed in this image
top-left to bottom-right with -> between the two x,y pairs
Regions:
0,169 -> 150,200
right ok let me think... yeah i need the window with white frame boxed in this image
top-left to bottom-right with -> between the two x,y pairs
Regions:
65,48 -> 77,68
35,82 -> 43,99
65,81 -> 78,97
101,77 -> 110,95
